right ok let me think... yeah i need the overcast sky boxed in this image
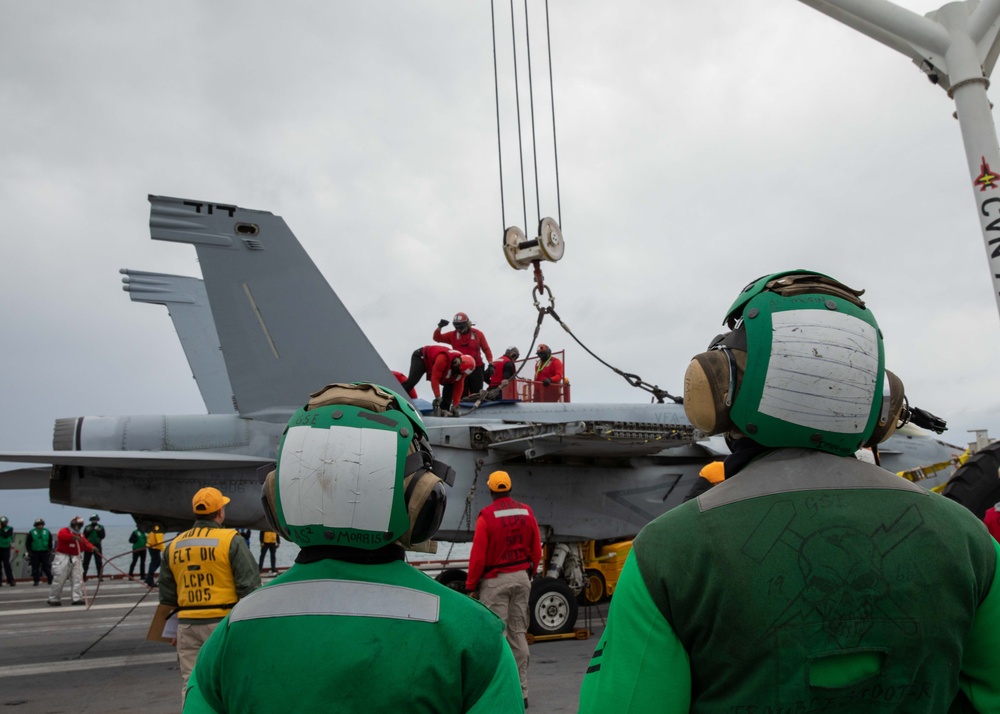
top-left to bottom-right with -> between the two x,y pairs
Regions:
2,1 -> 999,527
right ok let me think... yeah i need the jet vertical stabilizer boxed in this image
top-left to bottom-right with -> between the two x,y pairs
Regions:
148,195 -> 399,417
120,269 -> 237,415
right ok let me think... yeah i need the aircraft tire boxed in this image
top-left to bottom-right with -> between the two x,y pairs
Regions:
435,568 -> 469,594
941,442 -> 1000,519
529,577 -> 578,636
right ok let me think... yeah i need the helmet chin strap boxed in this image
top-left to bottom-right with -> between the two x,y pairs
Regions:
712,346 -> 737,408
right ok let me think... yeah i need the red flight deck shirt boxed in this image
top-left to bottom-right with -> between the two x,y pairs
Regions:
466,496 -> 541,591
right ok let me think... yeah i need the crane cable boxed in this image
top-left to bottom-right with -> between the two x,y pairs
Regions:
544,0 -> 563,227
442,458 -> 485,565
490,0 -> 506,238
460,275 -> 680,415
476,2 -> 677,413
491,0 -> 563,235
538,290 -> 682,404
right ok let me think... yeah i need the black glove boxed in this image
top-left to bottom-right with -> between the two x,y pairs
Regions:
484,364 -> 495,380
447,405 -> 461,417
432,397 -> 441,411
542,378 -> 551,386
437,319 -> 449,329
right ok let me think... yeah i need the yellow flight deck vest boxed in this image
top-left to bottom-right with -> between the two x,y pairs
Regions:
168,527 -> 239,619
262,531 -> 278,545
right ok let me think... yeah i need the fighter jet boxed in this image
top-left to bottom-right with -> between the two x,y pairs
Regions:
0,195 -> 962,634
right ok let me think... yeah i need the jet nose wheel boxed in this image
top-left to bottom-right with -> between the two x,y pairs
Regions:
435,568 -> 468,594
528,577 -> 578,635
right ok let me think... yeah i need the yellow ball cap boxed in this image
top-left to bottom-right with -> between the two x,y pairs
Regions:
192,486 -> 231,514
487,470 -> 512,493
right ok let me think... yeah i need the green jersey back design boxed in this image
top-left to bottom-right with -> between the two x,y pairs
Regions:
632,450 -> 997,712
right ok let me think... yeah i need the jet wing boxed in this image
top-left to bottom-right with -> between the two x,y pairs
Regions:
0,451 -> 272,470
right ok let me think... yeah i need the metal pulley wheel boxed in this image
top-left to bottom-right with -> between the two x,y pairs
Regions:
502,218 -> 565,270
503,226 -> 530,270
537,217 -> 564,262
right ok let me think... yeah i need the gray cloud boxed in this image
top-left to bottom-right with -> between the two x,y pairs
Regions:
1,0 -> 996,500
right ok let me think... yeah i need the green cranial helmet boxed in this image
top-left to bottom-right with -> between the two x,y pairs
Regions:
265,382 -> 454,550
724,270 -> 884,456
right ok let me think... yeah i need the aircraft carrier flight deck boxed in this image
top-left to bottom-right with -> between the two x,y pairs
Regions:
0,575 -> 601,713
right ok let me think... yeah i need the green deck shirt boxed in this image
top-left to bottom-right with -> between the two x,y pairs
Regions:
580,448 -> 1000,713
184,552 -> 524,713
130,529 -> 147,550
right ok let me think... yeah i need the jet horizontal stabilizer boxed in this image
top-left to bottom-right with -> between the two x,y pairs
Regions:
0,467 -> 50,489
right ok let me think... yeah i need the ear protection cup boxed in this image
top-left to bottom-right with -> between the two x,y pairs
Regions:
398,448 -> 450,546
400,470 -> 447,547
683,347 -> 747,434
260,469 -> 290,540
865,369 -> 905,446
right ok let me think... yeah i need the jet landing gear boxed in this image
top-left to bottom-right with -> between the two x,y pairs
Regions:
433,540 -> 611,636
528,577 -> 578,636
433,567 -> 580,635
435,568 -> 467,593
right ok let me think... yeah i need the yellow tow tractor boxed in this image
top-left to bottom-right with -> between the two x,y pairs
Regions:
577,538 -> 634,605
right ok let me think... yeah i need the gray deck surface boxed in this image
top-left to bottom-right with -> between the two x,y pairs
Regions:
0,575 -> 607,713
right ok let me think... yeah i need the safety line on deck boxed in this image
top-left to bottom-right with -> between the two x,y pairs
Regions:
0,652 -> 176,678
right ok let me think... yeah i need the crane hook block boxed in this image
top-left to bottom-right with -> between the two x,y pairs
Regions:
503,217 -> 565,270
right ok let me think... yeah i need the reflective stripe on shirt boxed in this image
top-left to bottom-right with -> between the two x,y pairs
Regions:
174,537 -> 220,548
492,508 -> 529,518
230,579 -> 440,624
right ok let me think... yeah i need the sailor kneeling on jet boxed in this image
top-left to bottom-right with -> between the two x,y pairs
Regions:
48,516 -> 95,606
579,270 -> 1000,713
400,345 -> 476,416
183,382 -> 523,713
